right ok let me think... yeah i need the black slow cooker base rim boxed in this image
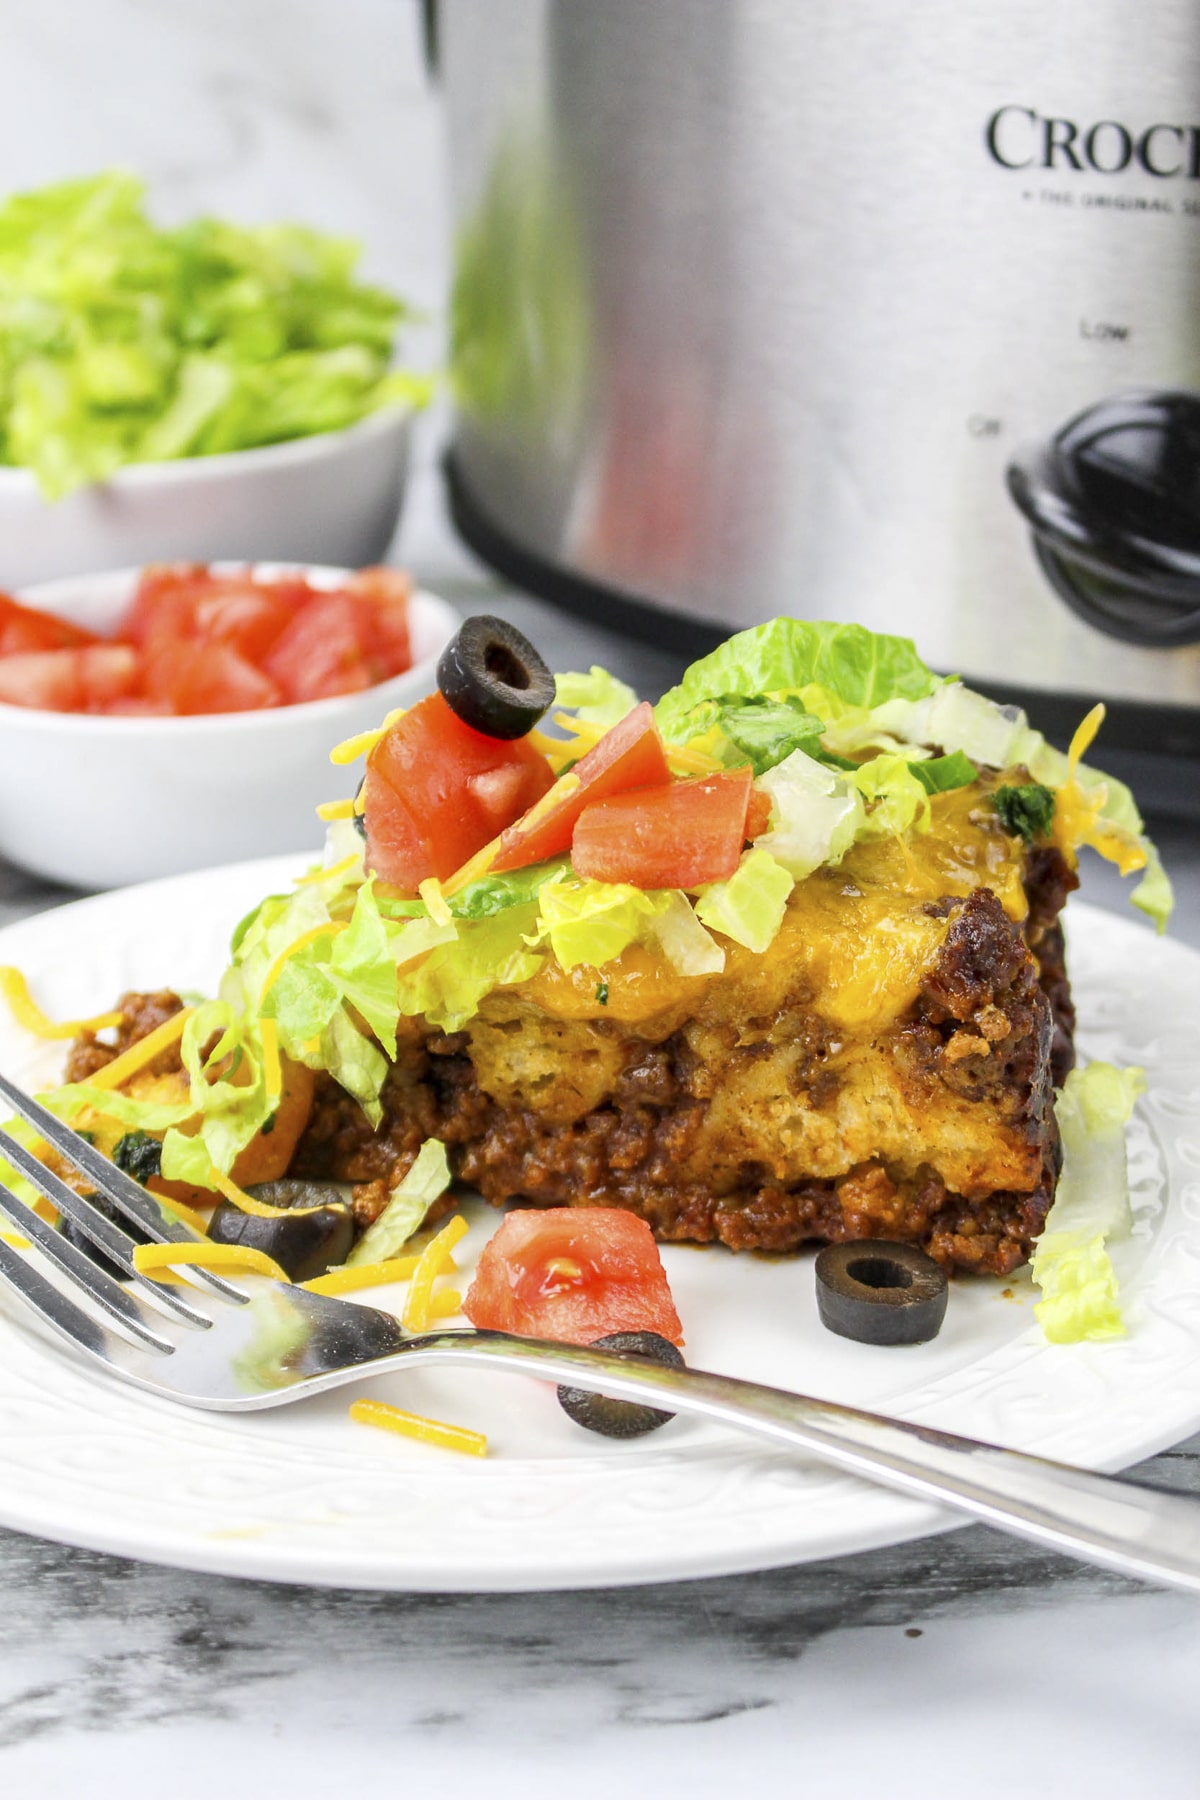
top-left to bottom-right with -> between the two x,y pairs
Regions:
444,448 -> 1200,800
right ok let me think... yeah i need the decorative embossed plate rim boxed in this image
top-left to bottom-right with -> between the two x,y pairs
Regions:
0,858 -> 1198,1592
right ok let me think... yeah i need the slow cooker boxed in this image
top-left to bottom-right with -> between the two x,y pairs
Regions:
432,0 -> 1200,779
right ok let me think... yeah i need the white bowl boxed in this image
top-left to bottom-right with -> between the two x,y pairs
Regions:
0,565 -> 458,890
0,409 -> 412,590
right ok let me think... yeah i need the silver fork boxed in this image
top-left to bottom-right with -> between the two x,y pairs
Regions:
2,1068 -> 1200,1595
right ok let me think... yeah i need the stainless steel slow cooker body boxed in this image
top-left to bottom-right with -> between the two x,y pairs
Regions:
438,0 -> 1200,751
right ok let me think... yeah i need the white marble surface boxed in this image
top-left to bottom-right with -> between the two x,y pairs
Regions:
2,4 -> 1200,1794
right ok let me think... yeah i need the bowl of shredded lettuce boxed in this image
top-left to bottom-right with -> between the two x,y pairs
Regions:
0,172 -> 430,585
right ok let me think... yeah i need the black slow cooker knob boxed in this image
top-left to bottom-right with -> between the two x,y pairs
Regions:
1007,390 -> 1200,648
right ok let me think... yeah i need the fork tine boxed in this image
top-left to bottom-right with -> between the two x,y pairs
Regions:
0,1180 -> 175,1352
0,1126 -> 212,1328
0,1069 -> 246,1305
0,1229 -> 163,1371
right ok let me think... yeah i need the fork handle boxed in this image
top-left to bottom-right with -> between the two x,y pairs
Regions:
409,1333 -> 1200,1594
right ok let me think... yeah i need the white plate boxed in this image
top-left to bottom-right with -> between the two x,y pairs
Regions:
0,860 -> 1197,1592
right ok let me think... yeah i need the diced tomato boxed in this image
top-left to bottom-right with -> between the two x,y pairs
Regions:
77,645 -> 139,710
462,1208 -> 684,1345
0,649 -> 87,711
0,562 -> 417,717
118,564 -> 211,646
0,592 -> 100,656
571,767 -> 754,888
158,642 -> 282,715
0,644 -> 138,712
363,691 -> 556,890
183,582 -> 294,663
745,787 -> 772,840
262,593 -> 374,703
101,696 -> 176,717
345,567 -> 412,678
489,701 -> 671,874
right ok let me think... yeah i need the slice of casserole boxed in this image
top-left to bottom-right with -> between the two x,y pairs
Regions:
53,618 -> 1169,1281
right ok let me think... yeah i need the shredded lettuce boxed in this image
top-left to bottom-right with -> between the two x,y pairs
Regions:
909,750 -> 978,795
534,877 -> 670,972
848,753 -> 932,840
1031,1062 -> 1146,1343
647,892 -> 726,975
755,749 -> 865,880
379,858 -> 570,922
695,850 -> 795,953
554,668 -> 638,729
866,681 -> 1173,931
347,1137 -> 452,1265
395,907 -> 544,1033
656,618 -> 938,743
0,170 -> 426,498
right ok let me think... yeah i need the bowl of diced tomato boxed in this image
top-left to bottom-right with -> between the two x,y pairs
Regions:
0,561 -> 457,890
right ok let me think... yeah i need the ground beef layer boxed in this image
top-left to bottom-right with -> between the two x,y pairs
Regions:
70,793 -> 1079,1278
292,822 -> 1078,1277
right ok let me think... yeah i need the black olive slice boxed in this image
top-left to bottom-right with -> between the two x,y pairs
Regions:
437,614 -> 555,739
56,1190 -> 152,1283
207,1180 -> 355,1283
815,1242 -> 948,1346
556,1330 -> 685,1438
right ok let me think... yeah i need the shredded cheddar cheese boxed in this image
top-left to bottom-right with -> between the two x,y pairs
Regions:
296,855 -> 360,886
551,710 -> 607,750
132,1241 -> 290,1283
418,877 -> 453,927
316,797 -> 357,821
329,726 -> 386,766
403,1213 -> 469,1332
526,727 -> 571,769
349,1398 -> 487,1458
665,742 -> 725,776
0,966 -> 124,1040
444,772 -> 582,896
205,1165 -> 327,1218
258,1017 -> 283,1110
260,921 -> 348,1002
0,1231 -> 30,1250
151,1193 -> 214,1236
302,1254 -> 422,1296
426,1287 -> 463,1320
85,1008 -> 194,1092
1052,703 -> 1148,877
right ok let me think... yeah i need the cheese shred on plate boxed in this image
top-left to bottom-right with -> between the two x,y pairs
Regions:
402,1214 -> 469,1331
0,966 -> 124,1040
132,1241 -> 290,1283
302,1254 -> 423,1295
349,1397 -> 487,1458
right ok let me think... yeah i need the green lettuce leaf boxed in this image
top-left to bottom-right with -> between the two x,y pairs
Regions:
656,618 -> 938,742
848,753 -> 931,840
909,750 -> 978,795
347,1137 -> 453,1265
553,668 -> 639,728
646,892 -> 726,976
704,696 -> 827,775
0,170 -> 424,498
534,878 -> 669,972
694,849 -> 795,953
396,907 -> 544,1033
1031,1062 -> 1146,1343
755,749 -> 864,880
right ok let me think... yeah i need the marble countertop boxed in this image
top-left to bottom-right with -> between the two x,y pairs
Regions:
2,2 -> 1200,1790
